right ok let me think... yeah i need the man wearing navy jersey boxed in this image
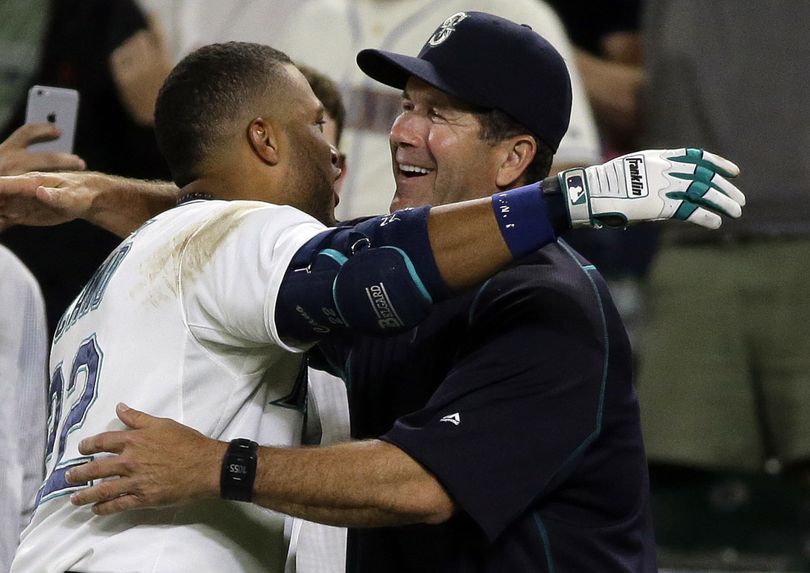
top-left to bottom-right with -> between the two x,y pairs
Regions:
312,13 -> 657,571
52,12 -> 745,573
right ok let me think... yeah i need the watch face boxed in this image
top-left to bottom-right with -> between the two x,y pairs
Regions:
228,460 -> 249,480
221,440 -> 258,501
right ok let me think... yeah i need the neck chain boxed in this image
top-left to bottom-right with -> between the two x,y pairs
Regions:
176,191 -> 214,205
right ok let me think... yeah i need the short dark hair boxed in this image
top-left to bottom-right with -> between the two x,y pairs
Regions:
477,108 -> 554,184
297,64 -> 346,146
154,42 -> 293,187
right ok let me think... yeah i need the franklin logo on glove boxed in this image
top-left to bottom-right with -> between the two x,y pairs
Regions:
559,148 -> 745,229
623,157 -> 648,197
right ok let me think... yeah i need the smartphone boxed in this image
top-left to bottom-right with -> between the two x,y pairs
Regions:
25,85 -> 79,153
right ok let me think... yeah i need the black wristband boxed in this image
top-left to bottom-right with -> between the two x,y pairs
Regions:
220,438 -> 258,502
540,175 -> 570,232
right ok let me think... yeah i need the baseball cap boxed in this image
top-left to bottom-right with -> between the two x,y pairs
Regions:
356,11 -> 572,152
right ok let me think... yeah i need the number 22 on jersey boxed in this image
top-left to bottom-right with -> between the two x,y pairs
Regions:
37,335 -> 103,506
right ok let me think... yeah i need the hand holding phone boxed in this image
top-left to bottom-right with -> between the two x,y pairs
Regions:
0,123 -> 86,175
24,85 -> 79,153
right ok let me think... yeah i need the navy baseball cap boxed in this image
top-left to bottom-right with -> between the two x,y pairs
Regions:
356,11 -> 572,152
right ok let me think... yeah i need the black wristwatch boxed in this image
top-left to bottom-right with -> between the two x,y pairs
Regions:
220,438 -> 258,502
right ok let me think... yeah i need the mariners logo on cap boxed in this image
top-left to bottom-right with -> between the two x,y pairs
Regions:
428,12 -> 468,47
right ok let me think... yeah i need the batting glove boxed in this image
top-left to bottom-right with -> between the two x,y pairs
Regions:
559,148 -> 745,229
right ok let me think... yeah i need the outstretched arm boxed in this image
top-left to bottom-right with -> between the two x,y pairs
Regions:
67,404 -> 454,527
276,148 -> 745,342
0,148 -> 744,237
0,171 -> 177,236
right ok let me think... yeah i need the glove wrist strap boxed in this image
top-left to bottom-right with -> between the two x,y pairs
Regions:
558,168 -> 595,228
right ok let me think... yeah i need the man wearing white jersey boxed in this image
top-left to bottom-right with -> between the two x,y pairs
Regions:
7,41 -> 610,573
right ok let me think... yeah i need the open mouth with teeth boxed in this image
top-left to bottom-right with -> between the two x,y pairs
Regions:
399,164 -> 433,178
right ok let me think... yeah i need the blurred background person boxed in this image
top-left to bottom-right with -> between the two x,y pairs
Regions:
0,115 -> 85,573
542,0 -> 654,350
545,0 -> 643,154
635,1 -> 810,570
0,245 -> 47,573
0,0 -> 172,335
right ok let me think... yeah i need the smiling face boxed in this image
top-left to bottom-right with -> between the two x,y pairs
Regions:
388,77 -> 508,211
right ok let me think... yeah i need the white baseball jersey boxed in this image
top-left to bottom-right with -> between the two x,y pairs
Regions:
0,246 -> 47,573
11,200 -> 327,573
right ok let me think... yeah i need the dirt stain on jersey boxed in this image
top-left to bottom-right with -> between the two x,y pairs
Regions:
134,202 -> 263,307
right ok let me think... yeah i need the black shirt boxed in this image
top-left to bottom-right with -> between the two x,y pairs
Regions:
315,241 -> 657,572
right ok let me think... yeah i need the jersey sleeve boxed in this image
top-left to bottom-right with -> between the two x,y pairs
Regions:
381,264 -> 609,541
180,201 -> 327,351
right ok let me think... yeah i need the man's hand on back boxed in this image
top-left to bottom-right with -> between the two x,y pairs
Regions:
66,403 -> 226,515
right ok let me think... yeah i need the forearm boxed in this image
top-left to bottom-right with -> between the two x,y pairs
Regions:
269,500 -> 426,528
0,170 -> 179,236
84,173 -> 177,236
277,181 -> 559,341
427,178 -> 566,290
425,197 -> 513,290
277,181 -> 561,341
68,406 -> 456,524
427,180 -> 564,290
249,440 -> 454,527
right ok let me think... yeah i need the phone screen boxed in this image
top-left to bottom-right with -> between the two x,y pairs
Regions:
25,85 -> 80,153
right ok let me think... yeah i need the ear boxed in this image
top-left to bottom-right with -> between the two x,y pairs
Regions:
247,117 -> 280,165
495,135 -> 537,187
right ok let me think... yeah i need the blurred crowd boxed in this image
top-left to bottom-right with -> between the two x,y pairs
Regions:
1,1 -> 808,572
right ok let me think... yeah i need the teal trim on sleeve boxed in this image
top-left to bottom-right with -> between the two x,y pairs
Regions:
318,248 -> 348,265
533,514 -> 557,573
383,246 -> 433,303
558,242 -> 609,437
320,249 -> 349,325
467,278 -> 495,325
533,242 -> 609,491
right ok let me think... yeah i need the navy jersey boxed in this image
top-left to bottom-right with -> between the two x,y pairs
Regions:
314,240 -> 657,573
